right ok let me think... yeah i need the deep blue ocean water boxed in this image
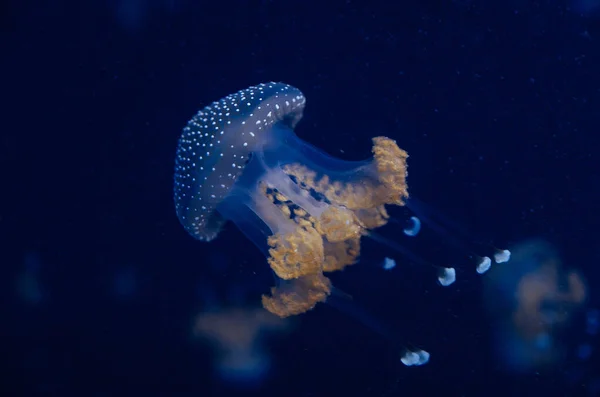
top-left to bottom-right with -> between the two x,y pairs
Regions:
3,0 -> 600,396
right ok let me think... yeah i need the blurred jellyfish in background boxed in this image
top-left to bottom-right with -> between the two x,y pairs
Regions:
110,265 -> 139,301
193,306 -> 290,387
191,252 -> 293,388
483,239 -> 588,373
15,252 -> 45,306
111,0 -> 184,34
571,0 -> 600,16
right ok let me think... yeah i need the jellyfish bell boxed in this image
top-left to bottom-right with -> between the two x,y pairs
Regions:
174,83 -> 304,242
174,82 -> 509,365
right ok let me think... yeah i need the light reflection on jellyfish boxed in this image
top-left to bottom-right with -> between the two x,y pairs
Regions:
174,82 -> 511,365
482,239 -> 587,373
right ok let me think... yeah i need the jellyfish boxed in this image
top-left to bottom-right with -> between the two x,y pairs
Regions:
193,306 -> 290,387
110,265 -> 138,301
15,252 -> 45,305
192,258 -> 293,387
482,239 -> 587,373
174,82 -> 509,364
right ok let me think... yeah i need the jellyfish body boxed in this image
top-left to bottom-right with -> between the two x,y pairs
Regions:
175,82 -> 408,318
